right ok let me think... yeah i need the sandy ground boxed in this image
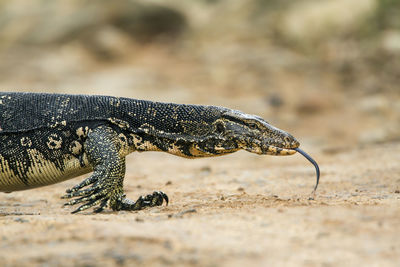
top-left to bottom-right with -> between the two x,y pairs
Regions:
1,140 -> 399,267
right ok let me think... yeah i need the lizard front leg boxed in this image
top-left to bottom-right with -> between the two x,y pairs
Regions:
62,125 -> 168,213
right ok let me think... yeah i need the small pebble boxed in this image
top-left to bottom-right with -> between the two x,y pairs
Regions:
14,217 -> 29,223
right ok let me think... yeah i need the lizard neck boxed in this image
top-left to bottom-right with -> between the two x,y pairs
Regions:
110,99 -> 231,158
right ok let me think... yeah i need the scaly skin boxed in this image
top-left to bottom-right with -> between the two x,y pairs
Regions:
0,92 -> 299,213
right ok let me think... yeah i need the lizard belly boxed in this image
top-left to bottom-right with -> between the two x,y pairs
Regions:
0,125 -> 94,192
0,151 -> 91,192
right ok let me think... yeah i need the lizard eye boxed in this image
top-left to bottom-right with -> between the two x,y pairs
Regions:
248,123 -> 257,130
216,122 -> 225,133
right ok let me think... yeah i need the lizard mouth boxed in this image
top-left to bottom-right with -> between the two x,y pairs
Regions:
264,145 -> 297,155
243,142 -> 297,155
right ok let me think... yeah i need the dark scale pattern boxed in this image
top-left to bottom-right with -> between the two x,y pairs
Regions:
0,92 -> 301,213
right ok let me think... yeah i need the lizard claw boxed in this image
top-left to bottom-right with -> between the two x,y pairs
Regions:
161,191 -> 169,206
159,191 -> 169,206
65,174 -> 100,193
61,186 -> 98,199
144,191 -> 169,206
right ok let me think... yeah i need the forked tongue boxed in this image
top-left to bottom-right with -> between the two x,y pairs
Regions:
294,148 -> 320,194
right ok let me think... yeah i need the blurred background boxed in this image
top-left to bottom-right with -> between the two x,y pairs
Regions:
0,0 -> 399,150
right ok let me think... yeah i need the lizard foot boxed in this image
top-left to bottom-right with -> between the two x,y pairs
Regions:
114,191 -> 169,211
62,188 -> 168,213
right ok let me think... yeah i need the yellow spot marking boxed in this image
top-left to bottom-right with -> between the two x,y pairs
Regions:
108,118 -> 130,129
76,127 -> 89,138
132,135 -> 160,152
47,134 -> 63,149
20,137 -> 32,147
70,141 -> 82,155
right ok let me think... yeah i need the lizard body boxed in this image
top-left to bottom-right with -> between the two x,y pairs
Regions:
0,92 -> 300,213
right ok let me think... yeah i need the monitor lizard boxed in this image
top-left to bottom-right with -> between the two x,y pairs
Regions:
0,92 -> 317,213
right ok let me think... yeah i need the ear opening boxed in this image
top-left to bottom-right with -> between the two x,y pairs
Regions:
216,122 -> 225,133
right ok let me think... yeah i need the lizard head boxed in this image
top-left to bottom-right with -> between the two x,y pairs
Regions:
212,109 -> 299,155
183,108 -> 299,157
155,105 -> 319,192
